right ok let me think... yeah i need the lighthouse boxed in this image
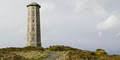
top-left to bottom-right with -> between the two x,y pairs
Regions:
26,2 -> 41,47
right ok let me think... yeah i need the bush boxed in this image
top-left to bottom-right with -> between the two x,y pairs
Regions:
48,45 -> 80,51
95,49 -> 108,56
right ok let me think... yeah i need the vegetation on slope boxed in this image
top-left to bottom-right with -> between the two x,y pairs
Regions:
47,45 -> 120,60
47,45 -> 80,51
0,45 -> 120,60
0,47 -> 49,60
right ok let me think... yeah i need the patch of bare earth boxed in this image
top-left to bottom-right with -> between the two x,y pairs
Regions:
43,51 -> 60,60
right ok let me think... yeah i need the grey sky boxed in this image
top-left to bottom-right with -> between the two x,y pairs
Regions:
0,0 -> 120,54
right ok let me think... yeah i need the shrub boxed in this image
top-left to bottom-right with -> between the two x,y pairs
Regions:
48,45 -> 80,51
95,49 -> 108,56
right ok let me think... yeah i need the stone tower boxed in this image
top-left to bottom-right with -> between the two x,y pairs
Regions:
26,2 -> 41,47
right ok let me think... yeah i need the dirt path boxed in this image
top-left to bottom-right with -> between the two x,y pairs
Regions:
43,51 -> 60,60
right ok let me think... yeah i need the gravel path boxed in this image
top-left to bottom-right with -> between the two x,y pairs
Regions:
43,51 -> 60,60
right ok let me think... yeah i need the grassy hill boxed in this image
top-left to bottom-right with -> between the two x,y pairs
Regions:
0,47 -> 48,60
0,45 -> 120,60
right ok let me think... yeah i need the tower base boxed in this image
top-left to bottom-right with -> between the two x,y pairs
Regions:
26,42 -> 41,47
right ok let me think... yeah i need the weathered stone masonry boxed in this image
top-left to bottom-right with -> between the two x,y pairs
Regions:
26,2 -> 41,47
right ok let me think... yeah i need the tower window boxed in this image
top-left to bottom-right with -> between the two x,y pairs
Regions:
32,20 -> 34,22
32,28 -> 34,31
32,7 -> 34,9
32,11 -> 35,16
32,37 -> 34,40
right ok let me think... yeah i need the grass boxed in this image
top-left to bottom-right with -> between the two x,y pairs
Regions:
48,45 -> 120,60
0,45 -> 120,60
0,47 -> 47,60
0,46 -> 44,52
47,45 -> 80,51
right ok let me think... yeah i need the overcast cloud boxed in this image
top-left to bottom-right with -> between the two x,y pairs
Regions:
0,0 -> 120,54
